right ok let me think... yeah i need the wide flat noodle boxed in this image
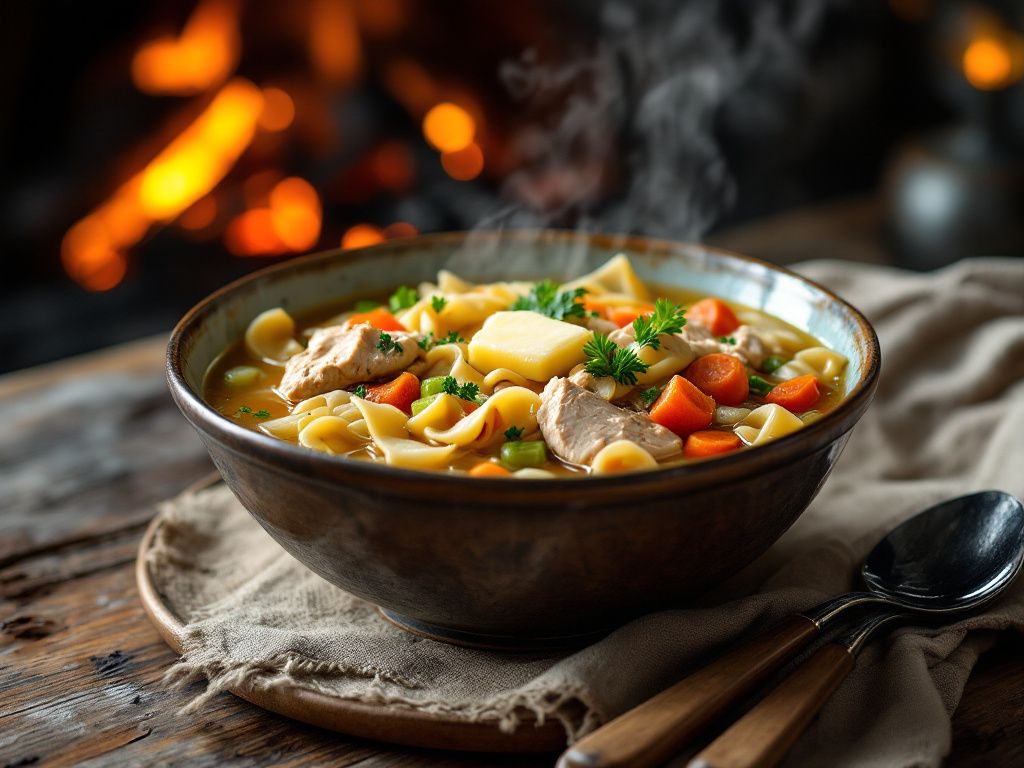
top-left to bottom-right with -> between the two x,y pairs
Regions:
244,308 -> 305,365
352,398 -> 458,470
406,344 -> 486,388
734,404 -> 804,446
562,253 -> 650,301
591,440 -> 658,474
407,386 -> 542,450
775,347 -> 848,384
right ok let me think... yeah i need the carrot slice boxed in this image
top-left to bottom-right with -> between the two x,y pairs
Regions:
766,374 -> 820,413
649,375 -> 716,437
469,461 -> 512,477
608,304 -> 655,329
363,372 -> 421,414
684,353 -> 749,406
347,306 -> 407,332
685,298 -> 740,336
684,430 -> 743,459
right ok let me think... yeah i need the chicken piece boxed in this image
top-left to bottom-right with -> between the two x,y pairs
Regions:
279,324 -> 423,401
538,378 -> 681,467
681,321 -> 767,369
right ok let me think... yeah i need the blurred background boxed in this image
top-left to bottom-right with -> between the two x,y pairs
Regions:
2,0 -> 1023,374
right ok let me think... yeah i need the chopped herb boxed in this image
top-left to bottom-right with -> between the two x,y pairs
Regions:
511,280 -> 587,321
441,376 -> 480,402
431,295 -> 448,313
583,334 -> 649,386
762,355 -> 787,374
504,426 -> 524,442
589,311 -> 601,318
632,298 -> 687,350
436,330 -> 466,345
375,332 -> 404,355
388,285 -> 417,313
418,332 -> 435,350
235,405 -> 253,415
748,375 -> 774,396
719,336 -> 736,345
254,409 -> 271,419
640,385 -> 664,406
353,384 -> 368,398
354,300 -> 382,313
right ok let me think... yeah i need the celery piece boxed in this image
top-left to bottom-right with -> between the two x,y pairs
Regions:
223,366 -> 265,387
500,440 -> 548,468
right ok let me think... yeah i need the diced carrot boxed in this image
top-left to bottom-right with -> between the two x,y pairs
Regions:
347,306 -> 407,332
609,304 -> 655,328
684,353 -> 749,406
765,374 -> 820,413
685,298 -> 740,336
469,461 -> 511,477
583,297 -> 609,319
649,375 -> 716,437
683,430 -> 743,459
364,372 -> 421,414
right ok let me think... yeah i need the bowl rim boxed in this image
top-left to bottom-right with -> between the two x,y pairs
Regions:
166,229 -> 880,498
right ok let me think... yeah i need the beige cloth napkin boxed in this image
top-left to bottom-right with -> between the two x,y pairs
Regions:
151,257 -> 1024,767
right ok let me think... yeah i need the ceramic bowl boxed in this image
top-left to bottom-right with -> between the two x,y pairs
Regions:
166,230 -> 880,648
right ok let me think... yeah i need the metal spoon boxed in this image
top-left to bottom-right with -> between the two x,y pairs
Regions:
557,490 -> 1024,768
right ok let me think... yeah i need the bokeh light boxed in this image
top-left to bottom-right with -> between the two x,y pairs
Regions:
441,142 -> 484,180
342,223 -> 386,249
422,103 -> 475,153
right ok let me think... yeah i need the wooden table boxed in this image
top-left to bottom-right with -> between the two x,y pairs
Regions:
3,215 -> 1023,765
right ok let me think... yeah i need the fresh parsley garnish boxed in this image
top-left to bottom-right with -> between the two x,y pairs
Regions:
632,298 -> 687,350
418,332 -> 435,350
375,332 -> 403,355
255,409 -> 270,418
583,334 -> 649,386
504,426 -> 524,442
353,384 -> 368,398
640,386 -> 664,406
388,285 -> 417,313
441,376 -> 480,402
431,295 -> 447,313
748,375 -> 774,396
511,280 -> 587,322
719,336 -> 736,345
436,330 -> 465,346
235,405 -> 253,414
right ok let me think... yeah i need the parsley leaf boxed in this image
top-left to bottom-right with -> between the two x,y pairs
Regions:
235,405 -> 253,415
748,375 -> 774,396
375,332 -> 403,355
640,386 -> 664,406
418,332 -> 435,350
511,280 -> 587,321
719,336 -> 736,345
254,409 -> 271,419
388,285 -> 417,313
436,330 -> 465,346
353,384 -> 368,398
583,334 -> 649,386
431,295 -> 447,313
632,298 -> 687,350
441,376 -> 480,402
504,426 -> 524,442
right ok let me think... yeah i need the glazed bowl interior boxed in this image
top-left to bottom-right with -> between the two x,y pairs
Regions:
168,230 -> 879,646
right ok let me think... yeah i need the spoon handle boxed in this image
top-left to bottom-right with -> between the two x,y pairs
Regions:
556,615 -> 819,768
686,642 -> 855,768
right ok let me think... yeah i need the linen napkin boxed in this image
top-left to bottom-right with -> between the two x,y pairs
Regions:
150,256 -> 1024,767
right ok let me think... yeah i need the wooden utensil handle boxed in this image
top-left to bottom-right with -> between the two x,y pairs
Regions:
556,615 -> 819,768
687,642 -> 855,768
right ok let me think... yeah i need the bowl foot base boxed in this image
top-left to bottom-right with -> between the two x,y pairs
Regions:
378,609 -> 610,651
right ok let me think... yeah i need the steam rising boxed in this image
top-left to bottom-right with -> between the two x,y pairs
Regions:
486,0 -> 855,241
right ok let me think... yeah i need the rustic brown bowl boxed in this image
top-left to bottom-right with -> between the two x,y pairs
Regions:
166,230 -> 880,648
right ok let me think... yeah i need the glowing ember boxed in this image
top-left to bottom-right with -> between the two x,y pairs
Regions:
964,37 -> 1016,90
342,224 -> 385,249
270,177 -> 322,251
310,0 -> 363,87
441,142 -> 484,181
423,103 -> 476,153
259,87 -> 296,132
179,196 -> 219,231
131,0 -> 241,96
61,79 -> 264,291
225,209 -> 283,257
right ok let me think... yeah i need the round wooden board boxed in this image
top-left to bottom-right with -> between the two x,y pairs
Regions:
135,511 -> 567,753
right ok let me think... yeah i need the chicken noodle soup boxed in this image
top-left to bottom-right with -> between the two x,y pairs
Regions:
205,255 -> 848,476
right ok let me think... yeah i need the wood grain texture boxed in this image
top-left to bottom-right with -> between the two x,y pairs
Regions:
687,643 -> 855,768
0,327 -> 1022,766
557,616 -> 819,768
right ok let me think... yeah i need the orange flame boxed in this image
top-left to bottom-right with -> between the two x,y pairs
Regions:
258,87 -> 296,132
132,0 -> 241,96
310,0 -> 363,87
342,224 -> 385,249
423,102 -> 476,153
226,176 -> 322,257
61,79 -> 264,290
